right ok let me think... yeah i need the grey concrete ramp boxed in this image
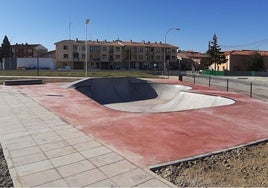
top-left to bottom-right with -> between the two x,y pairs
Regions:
66,77 -> 235,113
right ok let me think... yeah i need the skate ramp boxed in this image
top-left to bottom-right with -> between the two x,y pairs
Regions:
65,77 -> 235,113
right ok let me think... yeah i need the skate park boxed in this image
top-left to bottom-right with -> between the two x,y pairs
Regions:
0,76 -> 268,187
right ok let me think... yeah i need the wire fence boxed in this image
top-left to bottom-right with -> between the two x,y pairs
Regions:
182,73 -> 268,102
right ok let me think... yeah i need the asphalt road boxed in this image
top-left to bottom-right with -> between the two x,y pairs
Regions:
181,75 -> 268,102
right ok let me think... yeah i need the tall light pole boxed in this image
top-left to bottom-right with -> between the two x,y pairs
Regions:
85,18 -> 90,77
164,27 -> 180,77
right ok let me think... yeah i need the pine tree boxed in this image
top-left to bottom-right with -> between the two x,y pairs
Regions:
206,34 -> 226,71
0,36 -> 11,60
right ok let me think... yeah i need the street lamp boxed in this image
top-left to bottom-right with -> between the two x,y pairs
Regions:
85,18 -> 90,77
164,27 -> 180,77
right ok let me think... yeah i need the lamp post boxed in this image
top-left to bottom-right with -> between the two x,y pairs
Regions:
164,27 -> 180,77
9,36 -> 15,69
85,18 -> 90,77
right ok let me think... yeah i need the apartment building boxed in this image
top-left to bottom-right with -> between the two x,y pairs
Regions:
11,43 -> 48,58
55,39 -> 178,70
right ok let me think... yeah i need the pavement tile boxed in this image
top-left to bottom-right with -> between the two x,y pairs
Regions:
39,140 -> 70,151
57,159 -> 95,177
33,135 -> 63,145
7,140 -> 37,151
65,135 -> 94,145
111,168 -> 153,187
137,178 -> 171,187
99,160 -> 137,177
89,152 -> 123,167
54,127 -> 79,135
24,124 -> 49,131
0,128 -> 26,135
73,140 -> 102,152
50,123 -> 74,130
9,146 -> 42,158
44,119 -> 67,127
88,178 -> 119,187
64,168 -> 107,187
60,131 -> 86,140
4,135 -> 33,145
50,152 -> 85,167
12,152 -> 47,167
4,131 -> 29,139
81,146 -> 112,159
45,146 -> 77,159
27,127 -> 52,134
16,159 -> 53,177
36,178 -> 69,187
31,130 -> 58,139
20,169 -> 61,187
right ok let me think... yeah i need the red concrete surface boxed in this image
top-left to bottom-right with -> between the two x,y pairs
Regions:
17,79 -> 268,167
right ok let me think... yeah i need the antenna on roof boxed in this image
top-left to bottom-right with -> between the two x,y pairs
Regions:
69,17 -> 72,40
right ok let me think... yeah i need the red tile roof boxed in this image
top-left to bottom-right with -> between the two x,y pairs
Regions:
224,50 -> 268,56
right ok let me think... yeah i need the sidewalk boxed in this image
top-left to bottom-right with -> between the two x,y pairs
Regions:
0,86 -> 174,187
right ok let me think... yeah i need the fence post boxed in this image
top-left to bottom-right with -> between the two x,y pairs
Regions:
208,76 -> 211,87
193,74 -> 195,84
227,78 -> 229,91
250,82 -> 253,97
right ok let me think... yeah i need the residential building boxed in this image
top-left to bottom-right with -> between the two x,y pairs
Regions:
0,43 -> 53,70
177,50 -> 209,71
211,50 -> 268,71
11,43 -> 48,58
55,39 -> 178,70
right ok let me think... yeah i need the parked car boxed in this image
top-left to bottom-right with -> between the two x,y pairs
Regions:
57,66 -> 71,70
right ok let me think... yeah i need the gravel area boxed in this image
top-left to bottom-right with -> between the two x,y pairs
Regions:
0,144 -> 13,187
154,140 -> 268,187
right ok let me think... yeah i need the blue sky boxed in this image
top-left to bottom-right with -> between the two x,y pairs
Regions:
1,0 -> 268,52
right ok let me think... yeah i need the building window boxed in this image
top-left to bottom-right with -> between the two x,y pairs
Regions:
82,46 -> 85,51
172,49 -> 176,53
73,45 -> 78,51
138,47 -> 143,52
109,47 -> 114,53
133,47 -> 137,52
102,54 -> 107,60
171,56 -> 176,61
90,46 -> 100,53
63,45 -> 69,50
63,54 -> 69,58
115,47 -> 120,52
156,55 -> 160,60
115,55 -> 120,59
82,54 -> 85,59
27,49 -> 32,53
102,46 -> 107,51
156,48 -> 160,53
139,55 -> 143,60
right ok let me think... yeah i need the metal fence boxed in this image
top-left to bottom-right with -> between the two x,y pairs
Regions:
182,73 -> 268,102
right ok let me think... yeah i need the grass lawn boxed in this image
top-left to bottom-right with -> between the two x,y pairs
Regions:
0,70 -> 158,83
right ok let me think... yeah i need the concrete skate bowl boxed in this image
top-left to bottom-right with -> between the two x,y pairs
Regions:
65,77 -> 235,113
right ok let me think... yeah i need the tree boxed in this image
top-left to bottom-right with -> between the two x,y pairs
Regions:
247,52 -> 264,71
206,34 -> 226,71
0,35 -> 11,61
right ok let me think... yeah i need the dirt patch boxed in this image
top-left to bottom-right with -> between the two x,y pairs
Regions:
153,140 -> 268,187
0,144 -> 13,187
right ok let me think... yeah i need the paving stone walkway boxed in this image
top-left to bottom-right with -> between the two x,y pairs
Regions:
0,86 -> 173,187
